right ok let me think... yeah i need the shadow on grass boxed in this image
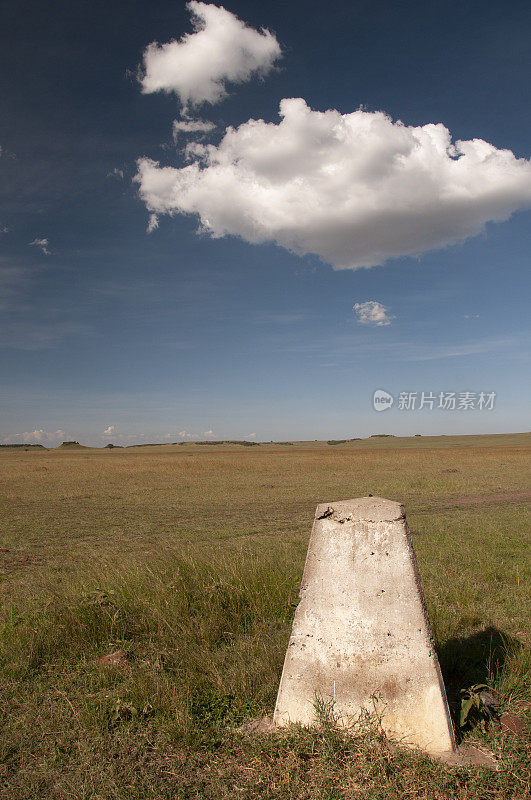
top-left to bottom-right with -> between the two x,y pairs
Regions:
437,625 -> 523,735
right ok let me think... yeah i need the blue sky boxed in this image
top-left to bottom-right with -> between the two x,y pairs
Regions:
1,0 -> 530,446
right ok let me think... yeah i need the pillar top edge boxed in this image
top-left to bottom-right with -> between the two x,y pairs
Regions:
315,497 -> 405,523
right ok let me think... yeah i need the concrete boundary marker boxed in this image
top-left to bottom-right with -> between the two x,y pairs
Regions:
273,496 -> 456,756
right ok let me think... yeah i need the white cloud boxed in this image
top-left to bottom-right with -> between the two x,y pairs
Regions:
178,429 -> 199,439
147,213 -> 159,233
140,1 -> 281,108
247,432 -> 257,439
103,425 -> 115,435
107,167 -> 124,179
5,428 -> 66,444
136,98 -> 531,269
464,314 -> 480,319
29,237 -> 51,256
173,118 -> 215,141
202,429 -> 215,436
353,301 -> 393,326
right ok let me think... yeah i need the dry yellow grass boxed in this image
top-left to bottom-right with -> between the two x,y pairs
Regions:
0,435 -> 529,799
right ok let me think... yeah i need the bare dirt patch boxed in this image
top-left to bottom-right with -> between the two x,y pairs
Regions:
0,549 -> 42,571
441,490 -> 531,507
419,490 -> 531,513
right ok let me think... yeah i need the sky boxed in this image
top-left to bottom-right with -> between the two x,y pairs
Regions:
1,0 -> 530,446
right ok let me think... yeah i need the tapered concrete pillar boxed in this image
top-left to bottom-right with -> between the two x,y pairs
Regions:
274,497 -> 455,756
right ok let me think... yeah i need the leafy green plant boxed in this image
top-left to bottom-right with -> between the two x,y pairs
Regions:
459,683 -> 499,731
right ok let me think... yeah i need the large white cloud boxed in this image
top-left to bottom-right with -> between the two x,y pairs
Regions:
136,98 -> 531,269
140,1 -> 281,108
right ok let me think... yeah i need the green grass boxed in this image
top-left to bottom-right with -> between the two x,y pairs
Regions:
0,435 -> 529,798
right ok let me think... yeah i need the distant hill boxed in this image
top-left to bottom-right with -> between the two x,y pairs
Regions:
0,443 -> 46,449
56,441 -> 90,449
127,440 -> 260,448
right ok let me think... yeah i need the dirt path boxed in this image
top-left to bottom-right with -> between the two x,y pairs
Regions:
417,490 -> 531,513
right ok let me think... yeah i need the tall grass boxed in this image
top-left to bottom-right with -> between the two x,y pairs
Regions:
0,438 -> 529,798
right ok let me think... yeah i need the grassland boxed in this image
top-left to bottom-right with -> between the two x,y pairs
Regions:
0,434 -> 529,798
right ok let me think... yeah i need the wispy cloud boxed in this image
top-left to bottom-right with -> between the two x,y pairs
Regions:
147,213 -> 159,233
0,319 -> 89,350
29,237 -> 51,255
273,329 -> 526,364
173,118 -> 215,142
399,337 -> 517,361
178,429 -> 199,439
353,301 -> 393,326
3,428 -> 65,445
0,264 -> 30,310
103,425 -> 115,436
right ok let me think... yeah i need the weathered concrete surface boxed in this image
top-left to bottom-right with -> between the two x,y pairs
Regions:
273,497 -> 456,756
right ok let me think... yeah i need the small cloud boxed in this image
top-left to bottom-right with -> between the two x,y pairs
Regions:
0,145 -> 16,161
247,432 -> 257,439
29,237 -> 51,255
147,214 -> 159,233
103,425 -> 115,435
463,314 -> 480,319
353,301 -> 393,326
202,429 -> 215,436
173,118 -> 216,142
6,428 -> 66,444
178,429 -> 199,439
107,167 -> 124,179
140,1 -> 282,109
0,225 -> 8,235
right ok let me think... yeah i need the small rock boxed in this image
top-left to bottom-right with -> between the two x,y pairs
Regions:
499,712 -> 527,736
479,690 -> 500,712
234,713 -> 275,735
438,743 -> 498,770
99,650 -> 131,670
